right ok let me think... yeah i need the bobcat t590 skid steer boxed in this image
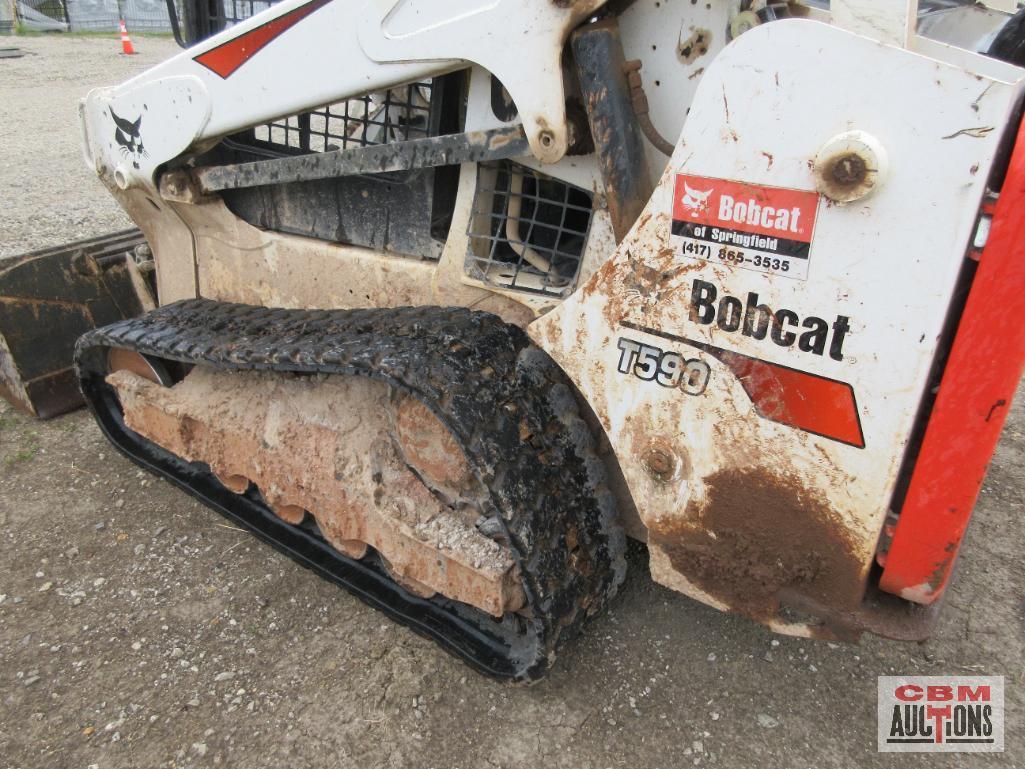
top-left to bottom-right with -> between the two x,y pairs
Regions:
26,0 -> 1025,680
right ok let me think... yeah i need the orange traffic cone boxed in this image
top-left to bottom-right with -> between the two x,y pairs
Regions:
119,19 -> 137,55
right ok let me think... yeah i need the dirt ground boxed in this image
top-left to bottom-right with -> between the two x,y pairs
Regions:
1,34 -> 1023,769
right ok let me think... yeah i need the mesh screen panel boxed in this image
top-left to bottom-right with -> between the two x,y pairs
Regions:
467,161 -> 592,297
247,82 -> 435,155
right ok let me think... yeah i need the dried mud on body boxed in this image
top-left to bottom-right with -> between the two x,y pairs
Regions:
651,467 -> 864,623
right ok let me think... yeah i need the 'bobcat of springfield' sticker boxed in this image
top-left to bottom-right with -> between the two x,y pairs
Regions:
670,174 -> 820,281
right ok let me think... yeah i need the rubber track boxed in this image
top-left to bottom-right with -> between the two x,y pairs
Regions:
75,299 -> 626,681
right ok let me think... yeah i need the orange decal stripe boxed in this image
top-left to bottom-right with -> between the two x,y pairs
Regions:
718,352 -> 865,448
194,0 -> 333,79
620,322 -> 865,448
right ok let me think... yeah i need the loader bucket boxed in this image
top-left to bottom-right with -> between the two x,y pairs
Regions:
0,229 -> 155,419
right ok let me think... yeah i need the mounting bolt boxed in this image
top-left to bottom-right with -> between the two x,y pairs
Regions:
813,130 -> 888,204
538,130 -> 555,149
159,170 -> 198,203
643,446 -> 676,482
829,152 -> 868,187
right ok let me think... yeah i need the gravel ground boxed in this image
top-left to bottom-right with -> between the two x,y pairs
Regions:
1,34 -> 1023,769
0,35 -> 172,258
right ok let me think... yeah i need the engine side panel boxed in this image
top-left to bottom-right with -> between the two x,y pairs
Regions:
530,19 -> 1024,636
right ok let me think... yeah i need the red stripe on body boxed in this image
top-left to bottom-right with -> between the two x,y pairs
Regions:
717,351 -> 865,449
194,0 -> 332,79
620,322 -> 865,448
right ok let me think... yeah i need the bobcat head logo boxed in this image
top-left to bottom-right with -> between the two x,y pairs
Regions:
680,182 -> 713,217
111,109 -> 146,169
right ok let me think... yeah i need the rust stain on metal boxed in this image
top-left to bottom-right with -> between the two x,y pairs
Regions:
641,442 -> 679,483
486,128 -> 520,151
827,152 -> 867,187
678,28 -> 711,65
649,467 -> 865,621
813,146 -> 880,203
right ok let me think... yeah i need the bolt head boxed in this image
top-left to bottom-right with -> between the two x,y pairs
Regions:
829,153 -> 868,187
812,131 -> 888,204
643,447 -> 676,482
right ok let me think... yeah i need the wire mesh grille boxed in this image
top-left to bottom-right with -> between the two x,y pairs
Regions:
248,83 -> 435,154
467,161 -> 593,297
210,0 -> 435,155
218,0 -> 275,25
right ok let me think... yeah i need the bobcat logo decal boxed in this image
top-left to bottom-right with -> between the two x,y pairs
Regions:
111,109 -> 147,169
679,182 -> 713,217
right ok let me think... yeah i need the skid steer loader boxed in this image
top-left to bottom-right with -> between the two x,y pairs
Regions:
16,0 -> 1024,681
